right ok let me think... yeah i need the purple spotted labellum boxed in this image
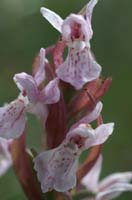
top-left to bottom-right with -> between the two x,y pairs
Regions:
34,122 -> 114,193
41,0 -> 101,89
0,97 -> 27,139
82,155 -> 132,200
0,48 -> 60,139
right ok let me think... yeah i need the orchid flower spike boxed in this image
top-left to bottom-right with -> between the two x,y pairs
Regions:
41,0 -> 102,89
81,155 -> 132,200
0,48 -> 60,139
34,122 -> 114,193
0,138 -> 12,176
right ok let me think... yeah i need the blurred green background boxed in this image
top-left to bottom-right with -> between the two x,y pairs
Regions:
0,0 -> 132,199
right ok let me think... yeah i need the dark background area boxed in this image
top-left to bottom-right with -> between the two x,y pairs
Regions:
0,0 -> 132,199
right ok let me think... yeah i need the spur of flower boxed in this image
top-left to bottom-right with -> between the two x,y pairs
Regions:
34,102 -> 114,193
0,137 -> 12,176
41,0 -> 101,89
0,48 -> 60,139
81,155 -> 132,200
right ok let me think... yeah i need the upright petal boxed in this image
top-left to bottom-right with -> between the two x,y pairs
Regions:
96,183 -> 132,200
40,78 -> 60,104
81,155 -> 103,193
40,7 -> 63,33
34,143 -> 78,193
86,0 -> 98,22
79,101 -> 103,124
0,99 -> 26,139
0,138 -> 12,176
99,172 -> 132,192
70,101 -> 103,130
56,47 -> 101,90
14,72 -> 38,103
85,123 -> 114,148
34,48 -> 46,86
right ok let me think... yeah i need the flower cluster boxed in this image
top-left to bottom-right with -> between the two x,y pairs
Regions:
34,103 -> 114,192
0,0 -> 131,200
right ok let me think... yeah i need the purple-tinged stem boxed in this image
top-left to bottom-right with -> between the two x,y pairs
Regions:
10,131 -> 42,200
46,92 -> 67,149
52,37 -> 66,70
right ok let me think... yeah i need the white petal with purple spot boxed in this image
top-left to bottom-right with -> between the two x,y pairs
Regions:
0,99 -> 26,139
56,47 -> 101,89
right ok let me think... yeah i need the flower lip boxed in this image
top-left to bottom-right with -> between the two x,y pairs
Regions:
0,98 -> 26,139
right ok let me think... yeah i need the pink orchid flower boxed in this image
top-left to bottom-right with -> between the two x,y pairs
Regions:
41,0 -> 101,89
0,48 -> 60,139
34,103 -> 114,193
82,155 -> 132,200
0,137 -> 12,176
